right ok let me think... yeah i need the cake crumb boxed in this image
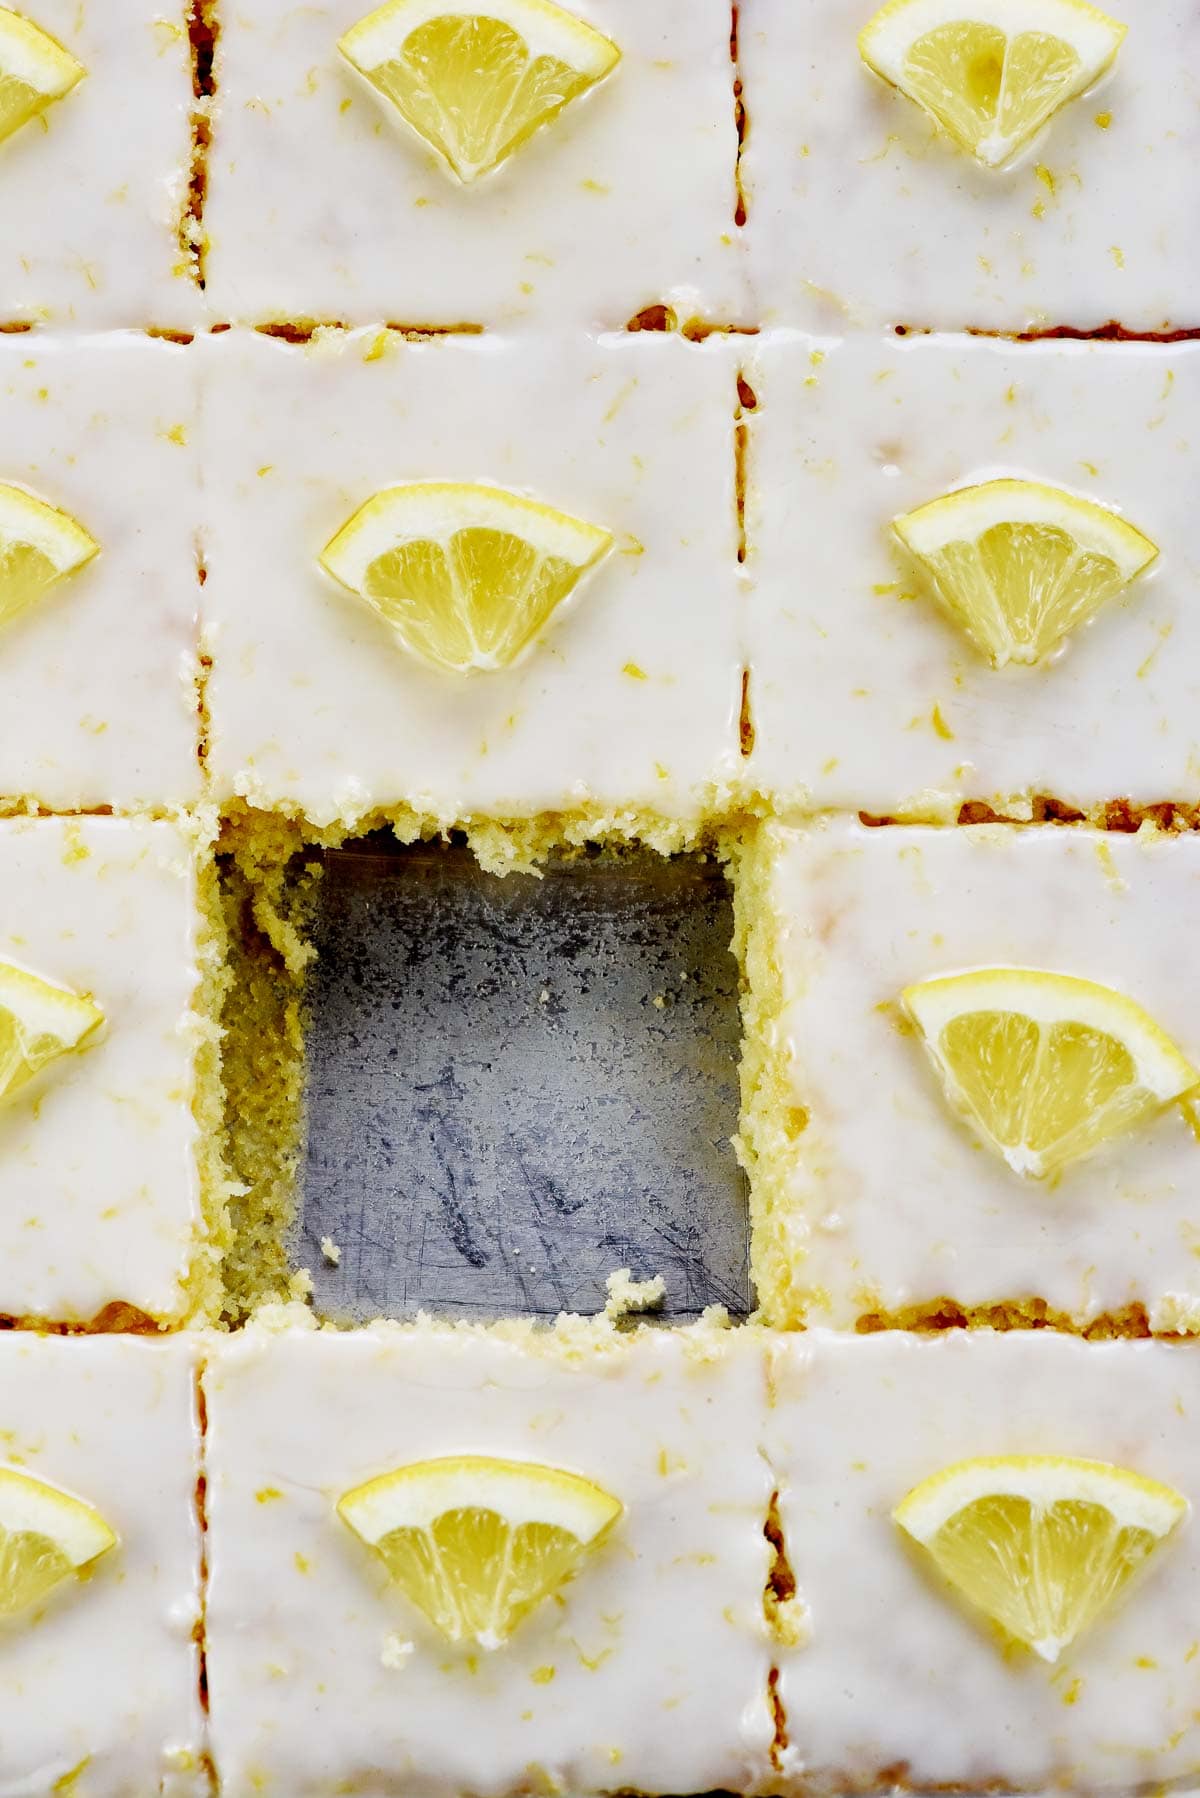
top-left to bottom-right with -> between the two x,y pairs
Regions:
1151,1293 -> 1200,1334
320,1235 -> 341,1266
604,1268 -> 666,1322
772,1592 -> 812,1649
381,1633 -> 414,1671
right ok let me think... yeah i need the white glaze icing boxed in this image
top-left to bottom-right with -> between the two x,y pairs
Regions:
198,327 -> 742,829
0,2 -> 201,328
750,816 -> 1200,1329
0,1333 -> 205,1797
0,816 -> 204,1324
203,0 -> 745,329
203,1320 -> 774,1797
739,0 -> 1200,333
742,331 -> 1200,814
770,1329 -> 1200,1794
0,332 -> 201,810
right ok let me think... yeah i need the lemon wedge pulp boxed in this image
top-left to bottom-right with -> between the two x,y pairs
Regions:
0,958 -> 103,1110
895,1455 -> 1187,1661
902,968 -> 1199,1179
0,7 -> 84,150
0,1466 -> 116,1620
339,0 -> 621,182
0,483 -> 99,632
858,0 -> 1127,168
893,479 -> 1157,668
338,1454 -> 623,1647
319,481 -> 613,674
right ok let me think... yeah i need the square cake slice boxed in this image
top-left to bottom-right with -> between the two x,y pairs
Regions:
0,816 -> 212,1326
738,816 -> 1200,1331
203,0 -> 744,329
741,331 -> 1200,818
200,327 -> 742,845
204,1317 -> 774,1796
0,1333 -> 205,1795
768,1330 -> 1200,1794
0,332 -> 201,810
0,1 -> 201,327
740,0 -> 1200,334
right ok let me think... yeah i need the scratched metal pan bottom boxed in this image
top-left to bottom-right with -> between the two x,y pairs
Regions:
296,835 -> 751,1326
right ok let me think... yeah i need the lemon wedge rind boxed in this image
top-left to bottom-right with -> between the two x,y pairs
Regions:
895,480 -> 1156,577
904,969 -> 1198,1103
320,482 -> 612,591
896,1454 -> 1189,1542
338,1453 -> 622,1545
0,481 -> 98,573
0,1466 -> 117,1569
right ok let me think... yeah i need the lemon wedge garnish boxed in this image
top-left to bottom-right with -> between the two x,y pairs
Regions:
0,483 -> 98,632
858,0 -> 1127,168
338,1454 -> 623,1647
339,0 -> 621,183
0,6 -> 84,150
0,958 -> 104,1109
893,479 -> 1157,668
902,968 -> 1199,1179
0,1466 -> 116,1620
895,1455 -> 1187,1662
320,481 -> 613,674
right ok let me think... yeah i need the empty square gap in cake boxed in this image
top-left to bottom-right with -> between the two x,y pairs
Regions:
299,835 -> 750,1324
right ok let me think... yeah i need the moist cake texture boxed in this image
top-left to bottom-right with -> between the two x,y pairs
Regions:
0,0 -> 1197,1791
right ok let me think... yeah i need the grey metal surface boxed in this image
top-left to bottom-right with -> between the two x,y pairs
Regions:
299,837 -> 750,1324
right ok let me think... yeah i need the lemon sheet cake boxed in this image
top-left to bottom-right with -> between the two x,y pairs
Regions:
199,326 -> 742,844
1,0 -> 1200,1787
737,816 -> 1200,1332
0,330 -> 202,812
739,0 -> 1200,334
767,1328 -> 1200,1794
203,1316 -> 775,1797
741,329 -> 1200,819
0,1332 -> 206,1796
0,1 -> 202,328
203,0 -> 745,330
0,815 -> 212,1326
